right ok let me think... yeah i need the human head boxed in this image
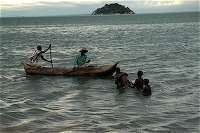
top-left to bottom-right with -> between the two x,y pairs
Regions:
137,71 -> 143,77
144,79 -> 149,85
115,67 -> 121,73
79,47 -> 88,53
37,45 -> 42,51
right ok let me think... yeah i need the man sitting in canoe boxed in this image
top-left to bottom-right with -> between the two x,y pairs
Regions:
73,47 -> 90,68
114,67 -> 132,89
29,44 -> 52,65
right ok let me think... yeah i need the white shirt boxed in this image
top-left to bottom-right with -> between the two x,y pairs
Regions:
29,50 -> 42,63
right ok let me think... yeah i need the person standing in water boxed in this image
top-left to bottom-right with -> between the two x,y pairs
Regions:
114,67 -> 132,88
131,70 -> 144,90
142,79 -> 152,96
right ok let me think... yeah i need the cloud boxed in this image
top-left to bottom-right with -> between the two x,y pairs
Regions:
1,1 -> 103,17
1,0 -> 198,10
1,0 -> 103,10
133,0 -> 182,7
122,0 -> 199,13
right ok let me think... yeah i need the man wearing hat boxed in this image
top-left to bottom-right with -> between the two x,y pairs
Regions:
74,47 -> 90,67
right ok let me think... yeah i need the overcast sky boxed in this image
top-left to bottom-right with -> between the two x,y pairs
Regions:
1,0 -> 199,17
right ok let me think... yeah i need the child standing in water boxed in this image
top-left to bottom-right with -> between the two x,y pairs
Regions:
131,71 -> 144,90
142,79 -> 152,96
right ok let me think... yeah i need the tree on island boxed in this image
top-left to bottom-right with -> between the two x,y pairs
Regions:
92,3 -> 135,15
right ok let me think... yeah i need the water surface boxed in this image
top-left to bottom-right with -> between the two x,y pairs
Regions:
0,12 -> 199,133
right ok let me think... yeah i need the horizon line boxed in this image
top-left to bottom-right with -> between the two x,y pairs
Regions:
1,11 -> 199,18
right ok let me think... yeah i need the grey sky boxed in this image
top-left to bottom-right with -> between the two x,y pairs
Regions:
1,0 -> 199,17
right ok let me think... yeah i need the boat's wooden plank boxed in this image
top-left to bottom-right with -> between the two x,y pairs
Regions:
21,62 -> 119,76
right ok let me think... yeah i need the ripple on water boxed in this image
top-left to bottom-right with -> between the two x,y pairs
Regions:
1,13 -> 199,133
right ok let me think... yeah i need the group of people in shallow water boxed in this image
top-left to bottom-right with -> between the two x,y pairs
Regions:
114,67 -> 152,96
29,45 -> 151,96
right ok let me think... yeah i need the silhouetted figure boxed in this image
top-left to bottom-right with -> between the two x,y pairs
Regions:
131,71 -> 144,90
142,79 -> 152,96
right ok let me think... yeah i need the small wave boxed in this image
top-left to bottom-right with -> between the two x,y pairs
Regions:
0,100 -> 8,107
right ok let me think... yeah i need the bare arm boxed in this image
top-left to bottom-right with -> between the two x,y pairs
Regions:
41,55 -> 52,63
42,44 -> 51,53
130,80 -> 136,88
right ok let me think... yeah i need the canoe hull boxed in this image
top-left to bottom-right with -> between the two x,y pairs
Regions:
21,62 -> 119,77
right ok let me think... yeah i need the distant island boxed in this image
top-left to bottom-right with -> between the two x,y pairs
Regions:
92,3 -> 135,15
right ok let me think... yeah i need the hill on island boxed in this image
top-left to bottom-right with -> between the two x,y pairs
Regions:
92,3 -> 135,15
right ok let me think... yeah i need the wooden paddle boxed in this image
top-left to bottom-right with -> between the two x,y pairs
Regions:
50,44 -> 53,68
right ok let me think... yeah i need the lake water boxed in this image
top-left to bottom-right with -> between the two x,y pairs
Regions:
0,12 -> 199,133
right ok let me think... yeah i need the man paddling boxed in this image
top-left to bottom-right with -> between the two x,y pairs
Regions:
29,44 -> 52,65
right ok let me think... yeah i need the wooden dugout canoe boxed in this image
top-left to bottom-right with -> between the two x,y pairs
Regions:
21,62 -> 119,77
